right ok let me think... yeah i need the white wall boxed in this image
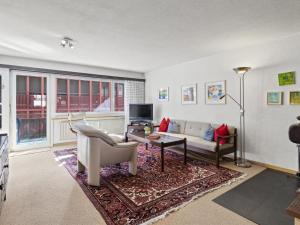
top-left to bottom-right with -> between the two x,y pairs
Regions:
0,68 -> 10,134
0,55 -> 144,79
145,34 -> 300,171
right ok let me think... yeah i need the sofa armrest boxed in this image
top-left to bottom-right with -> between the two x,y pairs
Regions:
216,134 -> 237,140
216,134 -> 237,150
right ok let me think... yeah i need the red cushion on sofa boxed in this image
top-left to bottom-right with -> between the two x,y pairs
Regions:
166,118 -> 170,125
214,124 -> 224,141
159,118 -> 170,132
214,124 -> 229,145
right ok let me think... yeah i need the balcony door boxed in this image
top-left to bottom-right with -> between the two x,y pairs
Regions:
11,71 -> 50,150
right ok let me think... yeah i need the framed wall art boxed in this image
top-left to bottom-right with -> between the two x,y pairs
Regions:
290,91 -> 300,105
158,87 -> 169,101
267,91 -> 283,105
278,71 -> 296,86
205,80 -> 226,104
181,84 -> 197,104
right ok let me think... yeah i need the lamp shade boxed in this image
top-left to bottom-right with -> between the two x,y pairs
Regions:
233,67 -> 251,74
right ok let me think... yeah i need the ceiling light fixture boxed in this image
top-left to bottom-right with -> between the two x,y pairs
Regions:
60,37 -> 74,49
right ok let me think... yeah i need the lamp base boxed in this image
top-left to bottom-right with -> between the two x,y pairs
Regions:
236,159 -> 252,168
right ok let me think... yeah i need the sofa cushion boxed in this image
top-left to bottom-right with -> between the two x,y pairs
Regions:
159,118 -> 170,132
184,121 -> 210,138
167,120 -> 180,133
74,123 -> 117,146
203,125 -> 214,141
172,120 -> 187,134
212,124 -> 235,144
160,132 -> 234,152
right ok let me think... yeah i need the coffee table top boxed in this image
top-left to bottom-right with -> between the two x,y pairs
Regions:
127,132 -> 185,146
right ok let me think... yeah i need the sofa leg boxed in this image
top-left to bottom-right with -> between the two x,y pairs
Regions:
234,150 -> 237,163
77,160 -> 85,172
216,153 -> 220,168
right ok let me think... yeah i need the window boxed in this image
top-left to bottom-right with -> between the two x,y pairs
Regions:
69,80 -> 79,112
56,78 -> 123,113
114,83 -> 124,111
80,80 -> 90,112
57,79 -> 68,113
16,75 -> 47,143
100,82 -> 111,112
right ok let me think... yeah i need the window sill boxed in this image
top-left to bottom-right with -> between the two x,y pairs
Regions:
51,112 -> 125,120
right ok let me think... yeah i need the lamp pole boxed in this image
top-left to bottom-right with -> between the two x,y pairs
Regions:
234,67 -> 251,168
221,67 -> 251,167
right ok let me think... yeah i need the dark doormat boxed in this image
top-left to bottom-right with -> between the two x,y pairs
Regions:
213,169 -> 300,225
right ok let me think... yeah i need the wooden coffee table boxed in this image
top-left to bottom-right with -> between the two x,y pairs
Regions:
126,132 -> 187,172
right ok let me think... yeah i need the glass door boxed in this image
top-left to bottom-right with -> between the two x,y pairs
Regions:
11,71 -> 50,150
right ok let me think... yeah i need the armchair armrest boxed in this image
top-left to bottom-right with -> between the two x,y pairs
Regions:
115,142 -> 139,149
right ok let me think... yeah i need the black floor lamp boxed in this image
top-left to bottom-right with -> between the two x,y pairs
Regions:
220,67 -> 252,168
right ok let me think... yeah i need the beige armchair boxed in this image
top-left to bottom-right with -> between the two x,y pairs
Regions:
74,124 -> 138,186
67,112 -> 87,134
68,112 -> 125,143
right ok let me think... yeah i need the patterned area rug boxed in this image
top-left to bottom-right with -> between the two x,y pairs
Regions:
54,145 -> 243,225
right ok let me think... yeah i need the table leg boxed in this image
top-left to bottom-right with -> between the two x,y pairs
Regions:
145,143 -> 148,150
184,138 -> 187,165
161,144 -> 164,172
125,132 -> 128,142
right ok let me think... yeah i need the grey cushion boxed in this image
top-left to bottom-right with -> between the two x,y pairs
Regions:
173,120 -> 187,133
184,121 -> 210,138
74,123 -> 117,146
167,120 -> 180,133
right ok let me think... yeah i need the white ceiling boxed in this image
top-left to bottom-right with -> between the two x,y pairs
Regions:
0,0 -> 300,73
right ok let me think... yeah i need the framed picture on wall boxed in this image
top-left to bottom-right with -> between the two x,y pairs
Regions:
181,84 -> 197,104
278,71 -> 296,86
158,87 -> 169,101
290,91 -> 300,105
205,80 -> 226,104
267,91 -> 283,105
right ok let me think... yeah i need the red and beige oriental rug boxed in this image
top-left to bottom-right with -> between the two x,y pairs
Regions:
54,145 -> 243,225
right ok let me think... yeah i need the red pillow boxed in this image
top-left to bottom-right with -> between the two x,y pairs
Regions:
166,118 -> 170,125
214,124 -> 224,141
159,118 -> 170,132
214,124 -> 229,145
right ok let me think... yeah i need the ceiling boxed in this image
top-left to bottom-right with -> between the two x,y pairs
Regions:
0,0 -> 300,73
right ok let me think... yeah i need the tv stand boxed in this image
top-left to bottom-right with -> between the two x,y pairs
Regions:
126,121 -> 158,138
130,121 -> 153,126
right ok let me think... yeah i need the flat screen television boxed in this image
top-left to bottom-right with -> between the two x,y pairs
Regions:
129,104 -> 153,121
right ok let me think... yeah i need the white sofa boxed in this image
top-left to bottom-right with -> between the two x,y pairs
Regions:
158,120 -> 237,167
74,124 -> 138,186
